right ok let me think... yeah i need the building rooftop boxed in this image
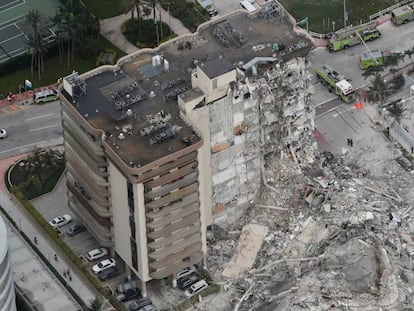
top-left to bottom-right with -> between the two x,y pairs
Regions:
61,9 -> 311,167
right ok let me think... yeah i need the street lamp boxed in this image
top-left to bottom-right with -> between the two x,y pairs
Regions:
343,0 -> 347,28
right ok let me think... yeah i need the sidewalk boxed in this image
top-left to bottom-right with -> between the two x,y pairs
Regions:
100,5 -> 191,54
0,154 -> 100,308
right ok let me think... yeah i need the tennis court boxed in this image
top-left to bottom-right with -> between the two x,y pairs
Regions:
0,0 -> 60,63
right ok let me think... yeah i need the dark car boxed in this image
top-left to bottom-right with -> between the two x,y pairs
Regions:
117,288 -> 141,302
66,224 -> 86,236
98,267 -> 120,282
396,156 -> 413,171
129,297 -> 152,311
177,273 -> 200,290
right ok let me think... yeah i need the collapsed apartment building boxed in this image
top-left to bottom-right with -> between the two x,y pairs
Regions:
202,35 -> 414,311
59,4 -> 312,294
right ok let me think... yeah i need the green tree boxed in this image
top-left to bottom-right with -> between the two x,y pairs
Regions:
88,296 -> 103,311
26,10 -> 43,40
366,72 -> 390,107
26,35 -> 48,81
387,100 -> 407,125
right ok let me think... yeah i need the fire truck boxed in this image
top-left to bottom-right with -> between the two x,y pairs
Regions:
315,65 -> 356,103
328,21 -> 381,52
391,3 -> 414,25
358,49 -> 403,70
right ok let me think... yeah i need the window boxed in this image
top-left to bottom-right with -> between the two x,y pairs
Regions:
129,215 -> 136,240
212,78 -> 217,89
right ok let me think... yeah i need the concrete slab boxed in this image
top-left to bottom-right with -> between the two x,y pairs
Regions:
222,223 -> 268,279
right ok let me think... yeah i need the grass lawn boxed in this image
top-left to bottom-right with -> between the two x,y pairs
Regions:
279,0 -> 398,33
0,36 -> 126,95
81,0 -> 124,19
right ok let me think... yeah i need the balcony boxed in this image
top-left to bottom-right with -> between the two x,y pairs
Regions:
148,233 -> 201,260
144,172 -> 198,199
145,183 -> 199,210
149,252 -> 203,279
147,212 -> 200,240
147,222 -> 201,249
146,192 -> 199,220
144,161 -> 197,190
148,242 -> 202,270
147,202 -> 199,229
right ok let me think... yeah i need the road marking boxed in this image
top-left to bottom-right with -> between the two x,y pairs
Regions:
26,113 -> 57,121
0,141 -> 46,154
29,124 -> 61,132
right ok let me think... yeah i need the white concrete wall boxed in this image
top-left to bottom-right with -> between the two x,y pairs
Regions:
134,183 -> 150,282
108,162 -> 132,270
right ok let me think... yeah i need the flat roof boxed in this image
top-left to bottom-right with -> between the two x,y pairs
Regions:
61,10 -> 311,167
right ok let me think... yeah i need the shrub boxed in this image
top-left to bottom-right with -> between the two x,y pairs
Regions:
123,19 -> 173,48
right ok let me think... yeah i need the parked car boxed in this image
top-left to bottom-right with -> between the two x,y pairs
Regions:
176,267 -> 195,280
49,214 -> 72,227
0,128 -> 7,139
178,274 -> 200,290
116,288 -> 141,302
92,258 -> 116,274
98,267 -> 120,282
129,297 -> 152,311
66,224 -> 86,236
116,279 -> 138,293
185,280 -> 208,297
86,248 -> 108,261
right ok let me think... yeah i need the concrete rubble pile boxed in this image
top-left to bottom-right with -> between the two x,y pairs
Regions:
205,58 -> 414,311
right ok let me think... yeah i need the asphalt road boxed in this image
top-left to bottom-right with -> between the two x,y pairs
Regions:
0,101 -> 63,159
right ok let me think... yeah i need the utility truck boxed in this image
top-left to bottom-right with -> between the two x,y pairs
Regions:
358,49 -> 402,69
315,65 -> 356,103
328,21 -> 381,52
391,3 -> 414,25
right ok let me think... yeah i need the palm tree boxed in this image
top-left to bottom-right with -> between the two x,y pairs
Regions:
145,0 -> 158,20
362,65 -> 384,80
124,0 -> 143,21
366,72 -> 391,108
26,10 -> 43,41
26,35 -> 47,80
387,100 -> 407,125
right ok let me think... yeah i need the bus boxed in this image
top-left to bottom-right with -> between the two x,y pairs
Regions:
33,89 -> 58,104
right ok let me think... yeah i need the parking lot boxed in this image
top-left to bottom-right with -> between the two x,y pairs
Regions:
28,170 -> 207,309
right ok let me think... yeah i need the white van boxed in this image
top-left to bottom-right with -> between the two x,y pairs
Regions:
33,89 -> 58,104
185,279 -> 208,297
240,0 -> 257,13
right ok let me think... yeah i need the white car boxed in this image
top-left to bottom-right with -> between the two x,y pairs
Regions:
184,279 -> 208,297
176,267 -> 195,280
0,128 -> 7,139
49,214 -> 72,227
86,248 -> 108,261
92,258 -> 116,274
